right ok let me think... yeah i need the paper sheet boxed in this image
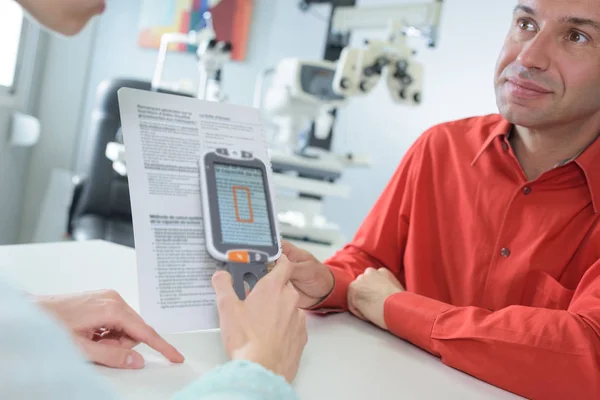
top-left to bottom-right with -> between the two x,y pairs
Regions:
118,88 -> 272,333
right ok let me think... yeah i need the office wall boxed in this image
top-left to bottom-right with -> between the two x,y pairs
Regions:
323,0 -> 516,240
18,22 -> 98,243
0,112 -> 30,244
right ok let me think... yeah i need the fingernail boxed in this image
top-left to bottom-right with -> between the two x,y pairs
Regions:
126,354 -> 145,369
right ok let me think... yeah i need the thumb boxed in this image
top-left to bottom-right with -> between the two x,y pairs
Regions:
271,254 -> 294,284
78,338 -> 145,369
212,270 -> 238,313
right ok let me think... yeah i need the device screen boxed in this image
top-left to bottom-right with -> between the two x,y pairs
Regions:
214,163 -> 274,247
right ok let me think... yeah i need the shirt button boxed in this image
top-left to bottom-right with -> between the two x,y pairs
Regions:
502,142 -> 509,151
523,186 -> 532,195
500,248 -> 511,258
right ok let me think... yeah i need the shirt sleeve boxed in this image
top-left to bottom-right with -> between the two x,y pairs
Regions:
172,360 -> 298,400
384,260 -> 600,399
311,134 -> 424,312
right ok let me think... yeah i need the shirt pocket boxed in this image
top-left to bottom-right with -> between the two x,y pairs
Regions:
520,271 -> 574,310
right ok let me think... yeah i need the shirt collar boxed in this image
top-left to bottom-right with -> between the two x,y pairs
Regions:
470,116 -> 600,214
470,117 -> 513,167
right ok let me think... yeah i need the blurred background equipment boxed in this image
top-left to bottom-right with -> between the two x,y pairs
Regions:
255,0 -> 444,259
67,0 -> 445,260
151,10 -> 232,101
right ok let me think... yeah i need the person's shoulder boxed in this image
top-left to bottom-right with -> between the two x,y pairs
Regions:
423,114 -> 505,140
417,113 -> 507,152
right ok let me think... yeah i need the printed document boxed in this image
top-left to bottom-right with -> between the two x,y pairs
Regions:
118,88 -> 272,333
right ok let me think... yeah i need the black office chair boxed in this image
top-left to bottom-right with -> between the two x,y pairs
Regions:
67,78 -> 189,247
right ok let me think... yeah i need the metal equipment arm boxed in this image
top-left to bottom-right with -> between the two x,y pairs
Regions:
332,0 -> 444,47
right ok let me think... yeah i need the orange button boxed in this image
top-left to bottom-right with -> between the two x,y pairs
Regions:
228,251 -> 249,263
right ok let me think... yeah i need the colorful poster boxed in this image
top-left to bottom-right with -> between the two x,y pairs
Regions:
137,0 -> 253,61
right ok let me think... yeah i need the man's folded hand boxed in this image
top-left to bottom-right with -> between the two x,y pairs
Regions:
347,268 -> 405,329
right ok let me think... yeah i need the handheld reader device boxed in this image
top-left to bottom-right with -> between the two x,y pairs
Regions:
199,148 -> 281,299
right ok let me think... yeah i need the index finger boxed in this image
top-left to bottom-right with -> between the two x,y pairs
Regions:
269,254 -> 294,284
115,308 -> 185,364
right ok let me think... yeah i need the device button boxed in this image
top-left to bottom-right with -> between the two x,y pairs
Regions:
248,251 -> 268,263
216,148 -> 229,156
228,251 -> 249,263
241,151 -> 252,159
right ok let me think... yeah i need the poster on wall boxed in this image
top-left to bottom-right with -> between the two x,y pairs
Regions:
137,0 -> 253,61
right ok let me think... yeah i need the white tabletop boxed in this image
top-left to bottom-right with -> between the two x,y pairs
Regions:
0,240 -> 520,399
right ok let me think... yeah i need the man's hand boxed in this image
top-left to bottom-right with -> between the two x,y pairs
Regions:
347,268 -> 405,329
212,255 -> 308,383
36,290 -> 184,369
280,240 -> 335,309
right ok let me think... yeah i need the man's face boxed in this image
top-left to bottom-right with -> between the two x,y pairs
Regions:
18,0 -> 105,36
494,0 -> 600,129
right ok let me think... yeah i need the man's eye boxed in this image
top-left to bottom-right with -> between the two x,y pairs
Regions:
568,31 -> 589,43
518,19 -> 536,31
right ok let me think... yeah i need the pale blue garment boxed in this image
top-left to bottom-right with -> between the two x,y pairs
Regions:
0,280 -> 298,400
175,361 -> 298,400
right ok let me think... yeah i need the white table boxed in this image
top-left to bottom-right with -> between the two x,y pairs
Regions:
0,240 -> 520,399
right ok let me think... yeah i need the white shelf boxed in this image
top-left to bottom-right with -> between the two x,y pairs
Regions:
273,173 -> 351,197
285,239 -> 340,262
280,223 -> 344,245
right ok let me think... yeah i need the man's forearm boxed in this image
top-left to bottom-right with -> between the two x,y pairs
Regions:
308,267 -> 353,312
307,240 -> 393,310
310,244 -> 403,312
384,292 -> 600,399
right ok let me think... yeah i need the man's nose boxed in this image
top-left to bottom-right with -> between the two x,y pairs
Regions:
517,33 -> 552,71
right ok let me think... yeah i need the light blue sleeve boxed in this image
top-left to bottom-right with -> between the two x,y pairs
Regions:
0,280 -> 120,400
0,279 -> 298,400
173,360 -> 299,400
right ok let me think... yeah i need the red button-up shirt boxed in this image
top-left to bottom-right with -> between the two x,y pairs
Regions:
318,114 -> 600,399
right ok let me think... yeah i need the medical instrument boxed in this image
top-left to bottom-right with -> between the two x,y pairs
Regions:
259,0 -> 444,154
253,0 -> 444,258
257,59 -> 346,154
151,11 -> 231,101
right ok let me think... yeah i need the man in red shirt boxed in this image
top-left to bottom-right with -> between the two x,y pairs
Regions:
282,0 -> 600,398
